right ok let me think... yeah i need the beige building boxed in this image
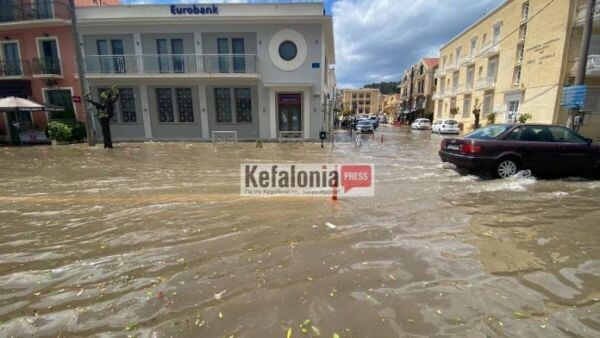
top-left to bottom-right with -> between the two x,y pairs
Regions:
398,58 -> 439,120
342,88 -> 381,116
433,0 -> 600,139
381,93 -> 402,119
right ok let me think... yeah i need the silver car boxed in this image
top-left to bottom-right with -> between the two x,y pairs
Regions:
356,120 -> 374,133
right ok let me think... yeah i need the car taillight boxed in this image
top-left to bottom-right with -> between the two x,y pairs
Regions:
460,143 -> 482,154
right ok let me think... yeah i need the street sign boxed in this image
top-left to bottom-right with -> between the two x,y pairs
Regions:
561,85 -> 587,109
72,95 -> 82,103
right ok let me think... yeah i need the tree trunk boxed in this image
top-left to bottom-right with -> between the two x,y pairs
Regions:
99,118 -> 113,149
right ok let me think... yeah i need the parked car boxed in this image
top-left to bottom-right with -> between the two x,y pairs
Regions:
439,124 -> 600,178
432,119 -> 460,134
369,116 -> 379,129
356,120 -> 374,133
411,118 -> 431,130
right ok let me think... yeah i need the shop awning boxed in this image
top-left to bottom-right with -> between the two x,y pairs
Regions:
0,96 -> 63,112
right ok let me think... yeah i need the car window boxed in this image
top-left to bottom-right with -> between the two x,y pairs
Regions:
547,126 -> 587,143
465,125 -> 511,140
444,120 -> 457,125
518,126 -> 553,142
505,127 -> 522,141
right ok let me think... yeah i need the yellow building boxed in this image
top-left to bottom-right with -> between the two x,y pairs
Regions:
342,88 -> 381,116
381,93 -> 402,120
433,0 -> 600,139
399,58 -> 439,120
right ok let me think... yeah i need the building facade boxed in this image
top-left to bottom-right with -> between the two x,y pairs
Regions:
433,0 -> 600,139
0,0 -> 119,143
381,93 -> 401,120
341,88 -> 381,116
398,57 -> 439,122
77,3 -> 335,141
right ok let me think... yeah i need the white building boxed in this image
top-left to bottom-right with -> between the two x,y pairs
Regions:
77,3 -> 335,141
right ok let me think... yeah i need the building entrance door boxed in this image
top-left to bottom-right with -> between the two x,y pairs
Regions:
278,94 -> 302,132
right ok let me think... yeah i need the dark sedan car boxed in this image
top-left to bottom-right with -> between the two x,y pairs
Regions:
439,124 -> 600,178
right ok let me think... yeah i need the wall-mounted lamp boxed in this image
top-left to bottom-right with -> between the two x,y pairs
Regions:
42,32 -> 49,37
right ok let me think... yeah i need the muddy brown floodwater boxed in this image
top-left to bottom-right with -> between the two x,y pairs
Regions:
0,126 -> 599,338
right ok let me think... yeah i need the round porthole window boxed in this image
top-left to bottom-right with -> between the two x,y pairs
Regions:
278,41 -> 298,61
269,29 -> 308,71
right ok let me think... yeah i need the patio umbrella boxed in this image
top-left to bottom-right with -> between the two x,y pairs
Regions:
0,96 -> 63,112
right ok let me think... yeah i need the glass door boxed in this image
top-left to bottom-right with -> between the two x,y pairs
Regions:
39,39 -> 59,74
171,39 -> 184,73
96,40 -> 110,73
46,89 -> 75,118
34,0 -> 53,19
0,0 -> 15,22
2,43 -> 21,76
217,38 -> 229,73
111,40 -> 124,73
156,39 -> 169,73
279,105 -> 302,132
232,38 -> 245,73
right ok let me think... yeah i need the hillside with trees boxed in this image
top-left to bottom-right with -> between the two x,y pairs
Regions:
363,81 -> 400,94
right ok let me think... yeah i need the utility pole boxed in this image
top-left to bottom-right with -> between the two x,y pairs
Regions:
569,0 -> 596,129
69,0 -> 96,146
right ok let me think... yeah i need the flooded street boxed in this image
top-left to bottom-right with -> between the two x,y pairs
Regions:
0,125 -> 599,337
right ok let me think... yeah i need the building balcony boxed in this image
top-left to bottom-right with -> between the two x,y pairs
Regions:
458,54 -> 475,67
571,55 -> 600,77
435,68 -> 446,78
432,90 -> 444,100
445,62 -> 458,72
574,2 -> 600,26
475,76 -> 496,91
0,1 -> 70,28
457,83 -> 473,95
479,41 -> 500,57
83,54 -> 258,77
445,87 -> 457,97
32,57 -> 62,77
0,59 -> 31,79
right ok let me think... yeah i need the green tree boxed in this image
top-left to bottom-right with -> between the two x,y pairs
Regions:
363,81 -> 401,94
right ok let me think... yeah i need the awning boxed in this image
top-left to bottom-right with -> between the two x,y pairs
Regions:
0,96 -> 63,112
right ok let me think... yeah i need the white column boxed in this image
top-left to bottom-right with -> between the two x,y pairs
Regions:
269,88 -> 277,139
303,89 -> 310,138
194,32 -> 203,72
133,33 -> 143,73
199,85 -> 209,139
139,84 -> 152,139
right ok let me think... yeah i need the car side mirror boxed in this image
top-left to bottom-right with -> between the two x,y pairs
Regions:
585,138 -> 593,145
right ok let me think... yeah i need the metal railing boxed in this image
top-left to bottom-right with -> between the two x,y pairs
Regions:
475,76 -> 496,90
83,54 -> 257,74
0,0 -> 70,23
445,87 -> 458,97
432,90 -> 444,100
480,41 -> 500,57
458,54 -> 475,66
575,2 -> 600,25
457,83 -> 473,95
445,61 -> 458,72
0,59 -> 31,77
32,57 -> 61,75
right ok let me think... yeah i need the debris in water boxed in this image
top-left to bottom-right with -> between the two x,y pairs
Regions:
513,312 -> 529,319
219,311 -> 223,319
214,290 -> 227,300
325,222 -> 337,230
287,327 -> 293,338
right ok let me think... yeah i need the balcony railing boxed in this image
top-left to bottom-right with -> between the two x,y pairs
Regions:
432,90 -> 444,100
445,61 -> 458,72
0,59 -> 31,78
457,83 -> 473,95
32,57 -> 61,75
83,54 -> 258,75
571,40 -> 600,76
475,76 -> 496,90
575,2 -> 600,26
480,41 -> 500,57
445,87 -> 457,97
458,54 -> 475,66
435,68 -> 446,77
0,0 -> 70,23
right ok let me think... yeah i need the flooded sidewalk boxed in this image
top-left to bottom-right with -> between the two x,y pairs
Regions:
0,126 -> 598,337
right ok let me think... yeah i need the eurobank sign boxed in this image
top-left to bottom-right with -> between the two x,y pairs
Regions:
170,4 -> 219,15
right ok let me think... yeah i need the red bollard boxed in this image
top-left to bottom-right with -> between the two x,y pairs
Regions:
381,133 -> 384,143
331,185 -> 338,201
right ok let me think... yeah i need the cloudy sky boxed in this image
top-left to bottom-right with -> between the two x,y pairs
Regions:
130,0 -> 505,88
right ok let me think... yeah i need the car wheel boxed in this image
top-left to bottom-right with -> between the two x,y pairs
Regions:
494,157 -> 520,178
